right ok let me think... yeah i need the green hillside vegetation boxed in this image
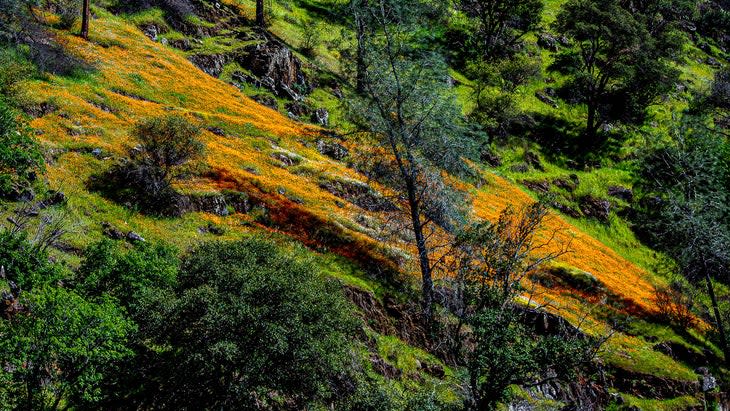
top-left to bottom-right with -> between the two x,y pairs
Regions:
0,0 -> 728,409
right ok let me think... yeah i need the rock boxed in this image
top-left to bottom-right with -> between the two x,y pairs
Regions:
535,90 -> 559,108
91,148 -> 103,158
421,362 -> 445,379
188,54 -> 228,78
370,355 -> 401,379
319,178 -> 398,212
654,341 -> 707,366
569,173 -> 580,186
579,195 -> 611,222
552,202 -> 582,218
480,147 -> 502,167
271,152 -> 301,167
696,367 -> 718,392
285,102 -> 311,118
39,191 -> 66,208
101,222 -> 124,240
521,179 -> 550,194
237,39 -> 309,98
537,32 -> 560,51
524,151 -> 544,171
312,108 -> 329,126
206,126 -> 226,136
139,23 -> 160,41
22,101 -> 58,118
607,185 -> 633,202
126,231 -> 145,243
316,139 -> 349,160
553,177 -> 577,192
168,38 -> 192,51
251,94 -> 278,110
707,57 -> 721,67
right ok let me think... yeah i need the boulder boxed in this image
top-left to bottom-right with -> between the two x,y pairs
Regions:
188,54 -> 228,78
237,39 -> 309,98
579,195 -> 611,222
101,222 -> 124,240
524,151 -> 544,170
251,94 -> 278,110
535,90 -> 559,108
537,32 -> 560,51
316,139 -> 349,161
312,108 -> 329,126
607,185 -> 633,202
521,179 -> 551,194
126,231 -> 145,243
696,367 -> 718,392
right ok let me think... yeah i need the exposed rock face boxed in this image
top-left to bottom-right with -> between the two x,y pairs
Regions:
696,367 -> 718,392
236,40 -> 308,98
312,108 -> 329,126
319,178 -> 397,212
579,195 -> 611,222
607,185 -> 633,202
316,139 -> 349,161
521,179 -> 551,194
188,54 -> 228,78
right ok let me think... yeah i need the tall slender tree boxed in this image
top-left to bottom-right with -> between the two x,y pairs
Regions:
349,0 -> 476,325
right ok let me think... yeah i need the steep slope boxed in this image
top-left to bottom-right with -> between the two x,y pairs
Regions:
17,6 -> 725,409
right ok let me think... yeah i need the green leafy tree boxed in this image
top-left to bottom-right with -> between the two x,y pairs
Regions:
458,0 -> 544,59
0,101 -> 44,200
634,120 -> 730,366
0,287 -> 133,410
552,0 -> 679,148
451,203 -> 594,410
141,238 -> 358,409
105,114 -> 203,215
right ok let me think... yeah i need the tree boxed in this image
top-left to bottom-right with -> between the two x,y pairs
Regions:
552,0 -> 679,148
458,0 -> 544,59
81,0 -> 90,39
140,238 -> 357,409
104,114 -> 203,215
634,120 -> 730,366
349,0 -> 477,325
449,203 -> 593,410
0,231 -> 133,410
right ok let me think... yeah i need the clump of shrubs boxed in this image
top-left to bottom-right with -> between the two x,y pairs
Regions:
0,101 -> 44,200
101,114 -> 203,215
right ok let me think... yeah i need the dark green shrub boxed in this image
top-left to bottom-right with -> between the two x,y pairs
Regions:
142,237 -> 358,409
102,114 -> 203,215
76,239 -> 179,317
0,101 -> 44,200
0,230 -> 62,289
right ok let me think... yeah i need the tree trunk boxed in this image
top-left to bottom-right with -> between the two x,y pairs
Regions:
81,0 -> 90,39
355,15 -> 366,93
256,0 -> 265,27
406,181 -> 433,326
586,102 -> 598,148
705,272 -> 730,367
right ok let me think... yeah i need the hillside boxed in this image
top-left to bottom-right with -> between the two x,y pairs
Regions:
1,0 -> 729,409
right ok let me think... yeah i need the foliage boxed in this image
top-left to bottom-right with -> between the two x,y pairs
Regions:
552,0 -> 680,147
76,239 -> 179,317
0,286 -> 133,410
140,237 -> 358,409
634,118 -> 730,364
349,0 -> 478,321
451,203 -> 592,410
0,101 -> 44,199
103,114 -> 203,215
457,0 -> 544,59
0,229 -> 61,290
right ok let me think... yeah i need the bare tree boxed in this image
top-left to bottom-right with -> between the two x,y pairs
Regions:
256,0 -> 265,27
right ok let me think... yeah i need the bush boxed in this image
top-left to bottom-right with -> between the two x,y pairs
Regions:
47,0 -> 82,29
103,114 -> 203,215
0,229 -> 62,290
76,239 -> 179,317
0,101 -> 44,200
142,237 -> 358,409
